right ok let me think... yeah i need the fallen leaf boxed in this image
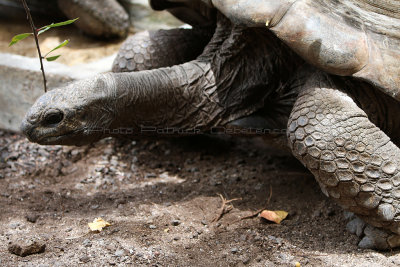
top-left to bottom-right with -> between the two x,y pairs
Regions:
260,210 -> 288,224
88,218 -> 111,232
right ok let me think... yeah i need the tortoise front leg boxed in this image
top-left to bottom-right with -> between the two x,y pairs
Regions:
287,71 -> 400,249
112,28 -> 213,72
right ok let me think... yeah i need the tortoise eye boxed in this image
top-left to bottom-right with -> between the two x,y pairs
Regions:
43,111 -> 64,126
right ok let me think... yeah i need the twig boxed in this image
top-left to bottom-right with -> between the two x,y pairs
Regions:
65,232 -> 90,240
21,0 -> 47,92
239,185 -> 273,221
212,194 -> 242,222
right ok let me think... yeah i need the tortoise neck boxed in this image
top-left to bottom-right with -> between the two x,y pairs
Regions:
103,61 -> 230,136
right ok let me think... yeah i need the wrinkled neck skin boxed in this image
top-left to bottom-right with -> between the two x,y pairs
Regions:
98,26 -> 301,140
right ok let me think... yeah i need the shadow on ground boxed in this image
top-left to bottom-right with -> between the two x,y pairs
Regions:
0,132 -> 399,266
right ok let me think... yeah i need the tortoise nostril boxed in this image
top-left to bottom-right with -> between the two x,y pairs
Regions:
43,111 -> 64,126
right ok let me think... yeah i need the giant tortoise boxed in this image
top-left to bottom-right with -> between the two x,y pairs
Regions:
20,0 -> 400,250
0,0 -> 129,38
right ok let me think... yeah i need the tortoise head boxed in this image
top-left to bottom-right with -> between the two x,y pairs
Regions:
20,75 -> 114,146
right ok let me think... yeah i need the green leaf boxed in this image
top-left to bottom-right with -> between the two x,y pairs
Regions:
45,39 -> 69,57
38,26 -> 51,35
45,18 -> 79,29
45,55 -> 61,61
9,33 -> 33,47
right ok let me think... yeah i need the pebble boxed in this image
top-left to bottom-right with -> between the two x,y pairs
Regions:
389,255 -> 400,265
26,214 -> 39,223
201,220 -> 208,226
8,240 -> 46,257
79,256 -> 90,263
82,239 -> 92,247
191,233 -> 198,239
268,235 -> 283,245
149,225 -> 157,229
171,220 -> 181,226
145,173 -> 157,178
115,249 -> 125,257
9,222 -> 20,229
189,167 -> 199,173
242,256 -> 251,265
231,247 -> 238,254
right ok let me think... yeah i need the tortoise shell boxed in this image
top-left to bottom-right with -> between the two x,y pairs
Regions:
151,0 -> 400,100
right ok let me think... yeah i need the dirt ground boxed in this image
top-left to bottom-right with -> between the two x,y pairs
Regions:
1,131 -> 400,267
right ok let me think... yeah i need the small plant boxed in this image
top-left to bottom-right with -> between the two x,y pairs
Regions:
9,0 -> 78,92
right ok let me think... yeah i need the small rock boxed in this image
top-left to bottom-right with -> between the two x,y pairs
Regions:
145,173 -> 157,179
242,256 -> 251,265
346,217 -> 365,237
189,167 -> 199,173
79,255 -> 90,263
389,255 -> 400,265
9,222 -> 20,229
231,247 -> 238,254
201,220 -> 208,226
115,249 -> 125,257
91,204 -> 100,210
173,237 -> 180,241
8,241 -> 46,257
26,214 -> 39,223
82,239 -> 92,247
149,225 -> 157,229
171,220 -> 181,226
267,235 -> 283,245
191,233 -> 198,239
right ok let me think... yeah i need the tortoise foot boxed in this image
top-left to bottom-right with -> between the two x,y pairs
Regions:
345,212 -> 400,250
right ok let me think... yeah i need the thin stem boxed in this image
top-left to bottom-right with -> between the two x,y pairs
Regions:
20,0 -> 47,92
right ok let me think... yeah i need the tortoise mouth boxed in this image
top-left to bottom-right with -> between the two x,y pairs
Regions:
21,116 -> 86,145
36,131 -> 77,145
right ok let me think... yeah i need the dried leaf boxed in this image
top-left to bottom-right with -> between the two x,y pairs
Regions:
88,218 -> 111,232
260,210 -> 288,224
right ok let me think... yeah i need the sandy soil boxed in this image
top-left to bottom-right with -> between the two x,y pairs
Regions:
1,131 -> 400,266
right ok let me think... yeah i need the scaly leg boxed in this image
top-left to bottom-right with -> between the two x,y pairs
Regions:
112,28 -> 213,72
288,71 -> 400,249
